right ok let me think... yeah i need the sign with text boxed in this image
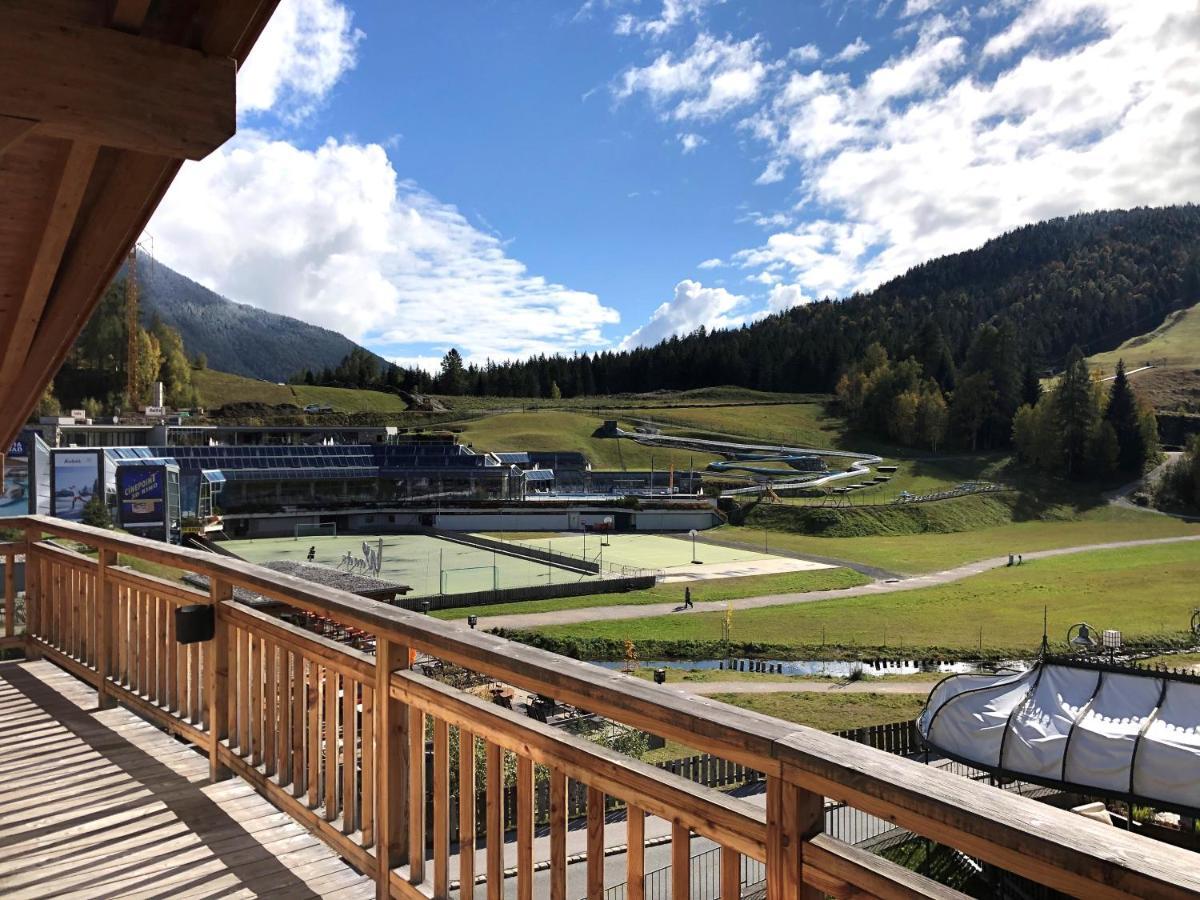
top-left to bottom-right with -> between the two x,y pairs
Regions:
118,465 -> 165,528
1,434 -> 30,518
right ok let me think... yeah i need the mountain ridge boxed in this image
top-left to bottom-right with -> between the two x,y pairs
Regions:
131,256 -> 388,382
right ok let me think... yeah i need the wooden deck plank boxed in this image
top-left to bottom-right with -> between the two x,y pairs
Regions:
0,660 -> 372,900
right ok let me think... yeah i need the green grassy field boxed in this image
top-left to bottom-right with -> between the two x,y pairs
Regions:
710,504 -> 1200,574
194,368 -> 410,413
711,692 -> 927,731
1088,302 -> 1200,374
431,567 -> 868,620
526,541 -> 1200,656
455,409 -> 725,470
436,386 -> 819,412
621,402 -> 849,450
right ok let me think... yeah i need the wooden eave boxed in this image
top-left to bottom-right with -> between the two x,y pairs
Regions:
0,0 -> 281,451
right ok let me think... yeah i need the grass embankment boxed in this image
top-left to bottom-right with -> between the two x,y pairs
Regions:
712,504 -> 1200,574
437,386 -> 819,412
640,690 -> 928,762
430,567 -> 868,620
712,692 -> 928,732
516,541 -> 1200,659
455,409 -> 725,470
1088,302 -> 1200,373
622,401 -> 850,451
193,368 -> 410,413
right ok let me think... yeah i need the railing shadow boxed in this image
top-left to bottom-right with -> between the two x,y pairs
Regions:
0,663 -> 326,899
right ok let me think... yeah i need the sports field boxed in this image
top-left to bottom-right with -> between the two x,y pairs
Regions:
226,533 -> 604,598
506,532 -> 832,580
224,531 -> 821,597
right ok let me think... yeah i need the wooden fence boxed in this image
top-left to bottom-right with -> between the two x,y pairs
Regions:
5,516 -> 1199,900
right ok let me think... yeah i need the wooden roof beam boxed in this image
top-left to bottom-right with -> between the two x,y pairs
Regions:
0,116 -> 37,159
2,150 -> 181,446
0,141 -> 100,399
0,8 -> 236,160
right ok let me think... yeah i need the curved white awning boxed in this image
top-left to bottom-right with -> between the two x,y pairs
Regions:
918,660 -> 1200,813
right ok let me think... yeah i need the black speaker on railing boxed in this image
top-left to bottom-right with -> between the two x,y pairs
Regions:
176,604 -> 215,644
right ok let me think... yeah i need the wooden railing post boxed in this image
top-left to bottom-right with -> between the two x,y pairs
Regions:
96,548 -> 117,708
23,527 -> 39,657
375,636 -> 410,899
2,544 -> 15,639
766,777 -> 823,899
208,578 -> 232,782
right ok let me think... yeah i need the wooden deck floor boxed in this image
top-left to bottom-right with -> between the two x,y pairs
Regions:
0,660 -> 374,899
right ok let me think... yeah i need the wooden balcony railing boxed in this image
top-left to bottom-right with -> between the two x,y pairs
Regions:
4,515 -> 1199,899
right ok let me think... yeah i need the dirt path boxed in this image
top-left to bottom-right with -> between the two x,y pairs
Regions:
478,533 -> 1200,631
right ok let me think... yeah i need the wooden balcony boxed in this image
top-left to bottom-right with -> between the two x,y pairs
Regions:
1,516 -> 1198,899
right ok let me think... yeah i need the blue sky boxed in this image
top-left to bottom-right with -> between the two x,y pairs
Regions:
146,0 -> 1200,369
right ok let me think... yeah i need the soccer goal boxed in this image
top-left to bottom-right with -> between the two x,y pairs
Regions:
294,522 -> 337,540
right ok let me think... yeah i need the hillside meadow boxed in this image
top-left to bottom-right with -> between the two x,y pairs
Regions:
522,540 -> 1200,657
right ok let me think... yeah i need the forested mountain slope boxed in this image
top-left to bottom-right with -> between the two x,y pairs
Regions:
130,255 -> 387,382
461,206 -> 1200,398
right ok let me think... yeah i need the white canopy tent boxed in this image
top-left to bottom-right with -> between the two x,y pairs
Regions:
918,660 -> 1200,813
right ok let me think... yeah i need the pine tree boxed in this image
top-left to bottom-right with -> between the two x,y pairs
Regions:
1103,359 -> 1147,472
1055,347 -> 1099,478
438,349 -> 467,396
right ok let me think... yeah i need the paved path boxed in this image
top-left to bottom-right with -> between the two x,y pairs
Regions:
479,533 -> 1200,631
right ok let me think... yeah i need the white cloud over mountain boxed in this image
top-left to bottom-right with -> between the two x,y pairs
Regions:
620,280 -> 749,348
150,0 -> 618,367
150,133 -> 619,365
616,0 -> 1200,337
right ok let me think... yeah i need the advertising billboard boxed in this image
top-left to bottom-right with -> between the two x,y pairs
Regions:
118,465 -> 165,529
1,434 -> 30,518
51,450 -> 102,522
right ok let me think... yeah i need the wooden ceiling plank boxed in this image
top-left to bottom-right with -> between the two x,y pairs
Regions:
0,115 -> 37,159
0,9 -> 235,160
0,141 -> 100,396
200,0 -> 279,58
0,150 -> 180,448
109,0 -> 152,32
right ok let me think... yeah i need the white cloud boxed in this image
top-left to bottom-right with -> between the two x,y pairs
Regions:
237,0 -> 363,121
902,0 -> 944,16
615,33 -> 774,120
788,43 -> 822,63
697,257 -> 724,268
616,0 -> 721,38
678,132 -> 707,153
726,0 -> 1200,303
830,36 -> 870,63
766,283 -> 813,312
149,134 -> 619,364
620,280 -> 749,348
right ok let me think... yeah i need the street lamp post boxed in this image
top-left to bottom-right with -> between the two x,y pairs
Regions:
689,529 -> 702,565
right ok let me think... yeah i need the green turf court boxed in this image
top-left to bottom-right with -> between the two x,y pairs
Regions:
225,533 -> 603,598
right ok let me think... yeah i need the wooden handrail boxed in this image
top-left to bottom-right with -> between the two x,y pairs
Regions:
11,515 -> 1200,899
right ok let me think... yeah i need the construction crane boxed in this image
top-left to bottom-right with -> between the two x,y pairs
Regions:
125,245 -> 139,404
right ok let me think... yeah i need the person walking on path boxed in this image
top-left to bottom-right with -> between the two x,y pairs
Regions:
684,587 -> 694,609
